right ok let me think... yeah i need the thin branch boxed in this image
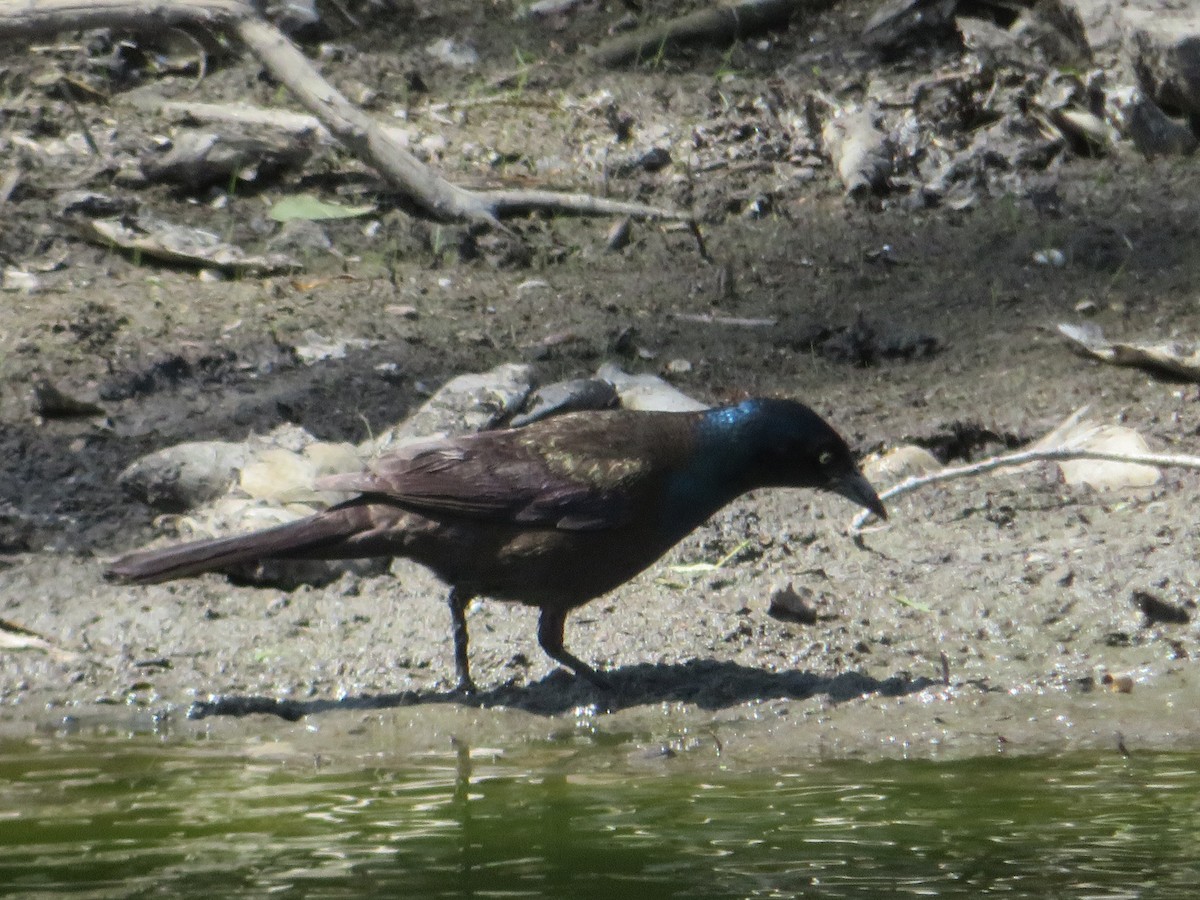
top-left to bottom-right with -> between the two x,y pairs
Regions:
0,0 -> 248,35
0,0 -> 690,227
848,446 -> 1200,533
484,187 -> 690,220
140,99 -> 688,222
232,14 -> 498,225
232,10 -> 688,223
590,0 -> 819,67
141,98 -> 345,142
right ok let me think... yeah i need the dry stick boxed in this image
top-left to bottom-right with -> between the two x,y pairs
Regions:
848,446 -> 1200,533
591,0 -> 818,67
0,0 -> 246,32
232,15 -> 495,224
0,0 -> 689,226
149,96 -> 508,142
144,99 -> 342,141
672,312 -> 776,326
236,12 -> 694,223
146,100 -> 673,219
236,14 -> 692,223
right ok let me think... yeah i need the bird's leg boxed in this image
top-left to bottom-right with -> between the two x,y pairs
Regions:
537,606 -> 612,690
447,588 -> 477,694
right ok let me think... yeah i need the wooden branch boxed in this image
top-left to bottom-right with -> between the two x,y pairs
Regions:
143,98 -> 685,221
0,0 -> 690,226
483,187 -> 691,220
141,98 -> 342,142
0,0 -> 248,36
591,0 -> 819,68
231,15 -> 496,224
847,446 -> 1200,533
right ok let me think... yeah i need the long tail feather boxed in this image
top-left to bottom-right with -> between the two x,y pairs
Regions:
106,506 -> 371,585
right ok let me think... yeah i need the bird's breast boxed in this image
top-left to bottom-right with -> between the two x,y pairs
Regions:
404,514 -> 691,609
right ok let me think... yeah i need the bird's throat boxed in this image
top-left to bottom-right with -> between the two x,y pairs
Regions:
658,404 -> 766,531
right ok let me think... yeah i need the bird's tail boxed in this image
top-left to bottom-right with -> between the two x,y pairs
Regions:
105,504 -> 372,585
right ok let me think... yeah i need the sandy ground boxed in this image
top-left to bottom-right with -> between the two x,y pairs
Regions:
2,1 -> 1200,765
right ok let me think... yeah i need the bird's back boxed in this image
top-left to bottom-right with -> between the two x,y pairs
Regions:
355,408 -> 719,606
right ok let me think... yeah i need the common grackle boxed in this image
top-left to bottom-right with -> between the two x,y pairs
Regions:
107,398 -> 885,691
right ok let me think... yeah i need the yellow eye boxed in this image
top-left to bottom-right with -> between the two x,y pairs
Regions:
818,451 -> 834,466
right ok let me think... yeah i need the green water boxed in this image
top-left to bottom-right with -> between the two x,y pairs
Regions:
2,732 -> 1198,898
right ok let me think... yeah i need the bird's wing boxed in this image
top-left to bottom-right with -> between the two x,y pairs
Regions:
316,426 -> 657,531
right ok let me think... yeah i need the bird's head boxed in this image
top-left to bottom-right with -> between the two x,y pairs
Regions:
707,399 -> 887,520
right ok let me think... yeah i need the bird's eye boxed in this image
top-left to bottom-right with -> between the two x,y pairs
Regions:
818,451 -> 834,466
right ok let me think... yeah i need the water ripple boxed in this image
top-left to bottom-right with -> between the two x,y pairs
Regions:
2,740 -> 1199,898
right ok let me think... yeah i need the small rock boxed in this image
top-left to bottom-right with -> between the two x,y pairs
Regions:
370,363 -> 535,450
425,38 -> 480,69
509,378 -> 619,427
2,268 -> 40,292
267,219 -> 336,259
1101,672 -> 1134,694
1033,248 -> 1066,267
595,363 -> 708,412
293,330 -> 378,364
31,379 -> 104,419
1133,589 -> 1192,625
119,440 -> 253,511
767,583 -> 819,625
822,105 -> 892,198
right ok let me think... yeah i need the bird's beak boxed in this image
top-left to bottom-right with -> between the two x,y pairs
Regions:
832,470 -> 887,520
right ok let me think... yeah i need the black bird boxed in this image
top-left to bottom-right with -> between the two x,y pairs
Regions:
107,399 -> 886,691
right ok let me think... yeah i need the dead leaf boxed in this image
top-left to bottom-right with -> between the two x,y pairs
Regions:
0,619 -> 81,662
1030,407 -> 1160,490
1058,322 -> 1200,380
72,214 -> 300,276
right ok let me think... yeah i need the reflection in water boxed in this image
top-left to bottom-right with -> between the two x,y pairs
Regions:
1,736 -> 1199,898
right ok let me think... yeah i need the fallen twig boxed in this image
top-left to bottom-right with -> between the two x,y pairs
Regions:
671,312 -> 777,327
139,98 -> 346,142
848,445 -> 1200,533
0,0 -> 690,228
590,0 -> 815,67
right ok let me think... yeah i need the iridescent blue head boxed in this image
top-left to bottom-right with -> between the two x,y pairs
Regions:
698,398 -> 887,519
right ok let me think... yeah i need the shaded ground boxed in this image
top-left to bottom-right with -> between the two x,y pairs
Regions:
2,1 -> 1199,764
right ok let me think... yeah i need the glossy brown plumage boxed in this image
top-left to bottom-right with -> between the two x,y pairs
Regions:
107,400 -> 885,690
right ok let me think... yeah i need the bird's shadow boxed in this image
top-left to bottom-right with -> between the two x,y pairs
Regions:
188,660 -> 940,722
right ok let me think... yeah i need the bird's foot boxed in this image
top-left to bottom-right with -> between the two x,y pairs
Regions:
452,675 -> 478,696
